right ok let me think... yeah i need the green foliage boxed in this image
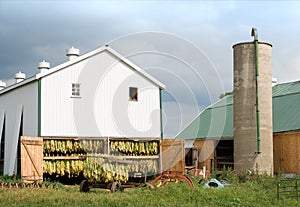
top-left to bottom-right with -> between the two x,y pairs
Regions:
0,172 -> 299,207
0,175 -> 64,190
0,175 -> 22,183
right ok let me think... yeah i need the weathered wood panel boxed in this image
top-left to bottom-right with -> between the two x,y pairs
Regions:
273,132 -> 300,174
21,136 -> 43,182
161,139 -> 185,174
193,140 -> 215,172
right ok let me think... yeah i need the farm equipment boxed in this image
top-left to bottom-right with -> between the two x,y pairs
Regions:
21,136 -> 194,192
40,137 -> 160,192
79,155 -> 152,192
151,172 -> 195,189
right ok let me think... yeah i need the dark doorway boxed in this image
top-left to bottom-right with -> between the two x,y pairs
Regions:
17,112 -> 23,175
215,140 -> 234,170
185,147 -> 198,167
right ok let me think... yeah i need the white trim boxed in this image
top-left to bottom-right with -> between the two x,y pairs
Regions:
0,46 -> 165,96
36,46 -> 166,89
105,47 -> 166,89
0,77 -> 36,95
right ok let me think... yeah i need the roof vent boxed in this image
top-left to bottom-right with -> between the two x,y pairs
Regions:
272,77 -> 277,86
15,71 -> 26,83
38,60 -> 50,73
0,80 -> 6,90
66,47 -> 80,61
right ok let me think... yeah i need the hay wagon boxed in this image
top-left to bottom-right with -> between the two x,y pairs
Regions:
21,136 -> 161,192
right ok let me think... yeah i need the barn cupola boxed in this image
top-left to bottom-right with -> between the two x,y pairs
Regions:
38,60 -> 50,73
66,47 -> 80,61
15,71 -> 26,83
0,80 -> 6,90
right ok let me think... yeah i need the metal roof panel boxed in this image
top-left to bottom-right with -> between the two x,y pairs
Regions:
178,81 -> 300,139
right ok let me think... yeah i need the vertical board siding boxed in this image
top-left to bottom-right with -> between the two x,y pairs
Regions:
9,104 -> 22,174
0,82 -> 38,175
273,132 -> 300,174
161,139 -> 185,173
41,50 -> 161,138
193,140 -> 215,172
21,136 -> 43,182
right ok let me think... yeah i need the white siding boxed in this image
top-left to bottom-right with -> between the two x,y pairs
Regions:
0,109 -> 4,142
41,50 -> 161,138
0,81 -> 38,175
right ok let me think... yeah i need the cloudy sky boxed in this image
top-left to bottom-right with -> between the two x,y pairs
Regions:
1,1 -> 300,137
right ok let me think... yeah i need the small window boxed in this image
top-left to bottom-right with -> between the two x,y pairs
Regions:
129,87 -> 138,101
72,83 -> 80,97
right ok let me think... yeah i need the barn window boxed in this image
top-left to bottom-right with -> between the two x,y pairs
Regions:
72,83 -> 80,97
129,87 -> 138,101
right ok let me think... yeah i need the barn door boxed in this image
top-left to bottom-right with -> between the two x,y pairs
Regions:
21,136 -> 43,182
161,139 -> 185,174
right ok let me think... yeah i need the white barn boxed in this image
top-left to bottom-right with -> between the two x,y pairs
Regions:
0,45 -> 165,175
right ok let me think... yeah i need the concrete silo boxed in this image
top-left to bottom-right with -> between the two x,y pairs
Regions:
233,28 -> 273,174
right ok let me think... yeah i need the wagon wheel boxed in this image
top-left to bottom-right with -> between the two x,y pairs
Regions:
110,181 -> 123,192
80,180 -> 90,192
151,174 -> 194,189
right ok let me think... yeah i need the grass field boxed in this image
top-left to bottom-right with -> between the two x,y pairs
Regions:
0,173 -> 299,207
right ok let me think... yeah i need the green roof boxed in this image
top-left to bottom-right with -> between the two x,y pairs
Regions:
177,80 -> 300,139
177,95 -> 233,139
272,81 -> 300,97
273,81 -> 300,133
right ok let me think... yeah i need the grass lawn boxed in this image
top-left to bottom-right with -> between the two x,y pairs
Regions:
0,173 -> 298,207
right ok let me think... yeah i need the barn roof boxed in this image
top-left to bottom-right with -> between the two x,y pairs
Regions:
177,95 -> 233,139
0,46 -> 166,95
177,80 -> 300,139
273,81 -> 300,133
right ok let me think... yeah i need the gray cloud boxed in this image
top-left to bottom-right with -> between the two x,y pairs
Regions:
1,1 -> 300,136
